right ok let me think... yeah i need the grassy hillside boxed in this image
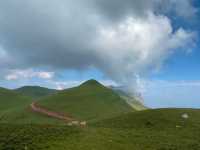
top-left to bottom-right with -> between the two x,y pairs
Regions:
3,80 -> 200,149
14,86 -> 57,99
0,87 -> 31,122
38,79 -> 134,122
1,108 -> 200,150
0,87 -> 30,113
94,108 -> 200,128
0,87 -> 64,124
113,88 -> 147,110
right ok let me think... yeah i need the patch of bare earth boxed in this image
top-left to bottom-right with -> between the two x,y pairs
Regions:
30,102 -> 86,127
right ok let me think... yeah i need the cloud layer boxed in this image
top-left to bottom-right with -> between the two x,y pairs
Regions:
0,0 -> 197,88
5,69 -> 54,80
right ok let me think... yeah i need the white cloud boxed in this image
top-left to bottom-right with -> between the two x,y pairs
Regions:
53,81 -> 82,90
5,74 -> 18,81
37,72 -> 54,79
0,0 -> 197,91
94,13 -> 195,85
5,69 -> 54,80
99,79 -> 118,87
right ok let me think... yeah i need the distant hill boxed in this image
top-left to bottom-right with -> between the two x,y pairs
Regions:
0,87 -> 30,112
14,86 -> 57,99
2,84 -> 200,150
0,87 -> 64,124
111,86 -> 147,110
38,79 -> 134,122
0,80 -> 146,124
0,87 -> 31,122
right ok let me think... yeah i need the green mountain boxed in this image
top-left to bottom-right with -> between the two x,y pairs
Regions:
1,82 -> 200,150
1,108 -> 200,150
0,80 -> 136,124
0,87 -> 31,122
14,86 -> 57,99
0,87 -> 30,112
0,87 -> 64,124
38,79 -> 134,122
112,87 -> 147,111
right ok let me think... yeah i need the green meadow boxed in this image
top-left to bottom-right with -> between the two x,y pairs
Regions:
0,80 -> 199,150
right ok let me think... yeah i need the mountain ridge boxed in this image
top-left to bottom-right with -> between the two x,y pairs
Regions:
14,86 -> 57,99
37,79 -> 135,122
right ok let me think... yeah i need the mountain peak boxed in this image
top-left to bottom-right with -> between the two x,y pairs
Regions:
80,79 -> 103,87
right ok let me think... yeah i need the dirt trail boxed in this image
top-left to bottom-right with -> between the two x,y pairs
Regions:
30,102 -> 86,126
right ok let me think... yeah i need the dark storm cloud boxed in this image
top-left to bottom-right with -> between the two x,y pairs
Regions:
0,0 -> 100,69
91,0 -> 197,21
0,0 -> 197,84
92,0 -> 154,21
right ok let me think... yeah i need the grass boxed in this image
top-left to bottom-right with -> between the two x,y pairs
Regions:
1,80 -> 199,149
0,80 -> 135,124
120,95 -> 147,110
0,87 -> 31,120
0,87 -> 65,124
0,124 -> 81,150
1,108 -> 200,150
113,88 -> 147,111
38,80 -> 134,122
14,86 -> 57,99
93,108 -> 200,128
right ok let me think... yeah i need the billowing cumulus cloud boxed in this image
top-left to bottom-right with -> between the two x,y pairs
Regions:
0,0 -> 197,88
94,13 -> 195,84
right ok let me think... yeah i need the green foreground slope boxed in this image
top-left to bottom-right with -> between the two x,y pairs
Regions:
0,87 -> 64,124
112,87 -> 147,111
1,108 -> 200,150
116,90 -> 147,110
0,87 -> 31,113
0,87 -> 31,122
38,80 -> 134,122
14,86 -> 57,99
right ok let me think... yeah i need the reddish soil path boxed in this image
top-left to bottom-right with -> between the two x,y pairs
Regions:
31,102 -> 74,122
30,102 -> 87,126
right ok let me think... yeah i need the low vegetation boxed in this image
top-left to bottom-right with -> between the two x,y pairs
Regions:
14,86 -> 57,99
1,109 -> 200,150
38,79 -> 134,122
0,87 -> 64,124
1,80 -> 199,149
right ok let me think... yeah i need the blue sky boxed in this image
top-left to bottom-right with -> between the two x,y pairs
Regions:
142,1 -> 200,108
0,0 -> 200,108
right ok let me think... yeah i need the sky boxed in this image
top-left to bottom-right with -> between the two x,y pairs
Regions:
0,0 -> 200,108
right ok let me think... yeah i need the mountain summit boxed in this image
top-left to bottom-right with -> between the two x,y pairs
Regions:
80,79 -> 103,87
38,79 -> 134,122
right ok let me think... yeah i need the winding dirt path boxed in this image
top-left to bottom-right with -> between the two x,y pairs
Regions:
30,102 -> 86,126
